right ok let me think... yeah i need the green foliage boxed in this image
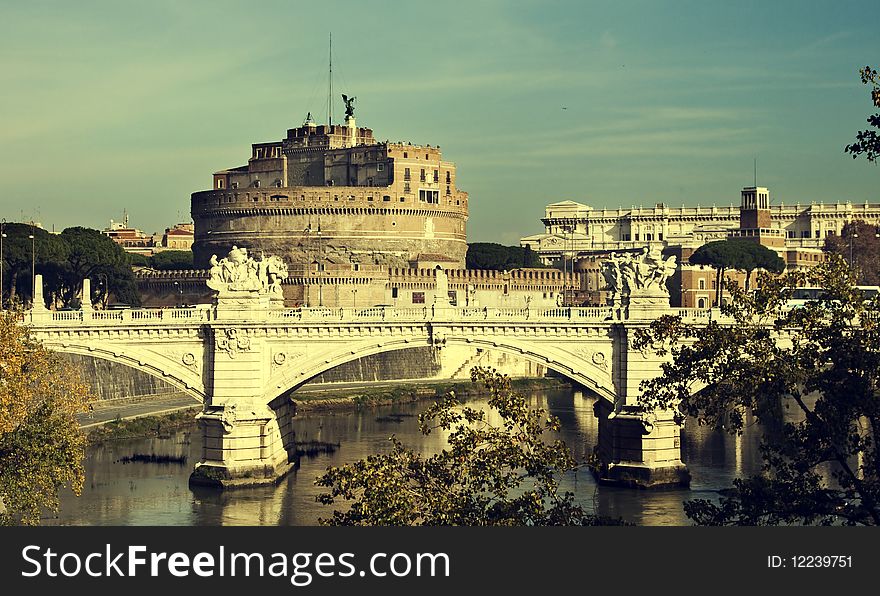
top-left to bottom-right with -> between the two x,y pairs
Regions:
466,243 -> 543,270
0,309 -> 94,525
58,227 -> 140,308
845,65 -> 880,162
315,367 -> 624,526
635,256 -> 880,525
0,225 -> 140,308
690,239 -> 785,302
126,253 -> 150,267
0,223 -> 68,306
149,250 -> 194,271
824,220 -> 880,285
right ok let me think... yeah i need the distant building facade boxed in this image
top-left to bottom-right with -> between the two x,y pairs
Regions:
191,112 -> 469,270
103,214 -> 194,255
522,186 -> 849,307
521,194 -> 880,264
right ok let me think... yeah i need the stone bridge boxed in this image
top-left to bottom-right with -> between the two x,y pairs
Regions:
23,249 -> 714,489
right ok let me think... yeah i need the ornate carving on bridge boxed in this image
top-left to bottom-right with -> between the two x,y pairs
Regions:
207,246 -> 288,297
575,346 -> 608,370
601,247 -> 677,306
272,350 -> 303,368
216,328 -> 252,359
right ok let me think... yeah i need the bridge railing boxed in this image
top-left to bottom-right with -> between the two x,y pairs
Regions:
23,303 -> 719,327
27,306 -> 213,326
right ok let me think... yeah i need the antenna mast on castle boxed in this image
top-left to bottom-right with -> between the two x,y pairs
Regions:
327,32 -> 333,127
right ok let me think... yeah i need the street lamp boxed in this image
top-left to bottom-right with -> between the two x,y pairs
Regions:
28,232 -> 35,305
173,281 -> 182,307
850,232 -> 858,268
0,218 -> 6,309
96,272 -> 109,309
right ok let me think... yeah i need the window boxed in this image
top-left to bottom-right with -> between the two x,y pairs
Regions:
425,153 -> 428,160
658,233 -> 663,241
446,171 -> 451,183
815,230 -> 821,238
412,291 -> 425,304
383,195 -> 391,202
645,233 -> 653,241
420,169 -> 425,182
801,230 -> 810,238
447,290 -> 457,306
698,279 -> 705,290
787,230 -> 796,238
698,298 -> 706,308
434,169 -> 439,182
403,152 -> 408,158
377,163 -> 384,171
404,183 -> 411,193
419,189 -> 439,203
634,234 -> 640,241
217,179 -> 224,189
253,180 -> 260,188
231,182 -> 238,189
391,287 -> 398,298
404,168 -> 411,180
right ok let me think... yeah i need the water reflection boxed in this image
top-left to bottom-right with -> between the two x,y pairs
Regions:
51,388 -> 767,526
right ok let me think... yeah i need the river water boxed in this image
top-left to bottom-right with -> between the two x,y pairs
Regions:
51,387 -> 767,526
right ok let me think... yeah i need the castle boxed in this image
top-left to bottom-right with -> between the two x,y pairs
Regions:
191,108 -> 469,271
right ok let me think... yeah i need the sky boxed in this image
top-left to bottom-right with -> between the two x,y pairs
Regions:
1,0 -> 878,245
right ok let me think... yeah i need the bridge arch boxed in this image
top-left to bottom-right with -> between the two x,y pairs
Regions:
263,336 -> 616,405
45,343 -> 207,403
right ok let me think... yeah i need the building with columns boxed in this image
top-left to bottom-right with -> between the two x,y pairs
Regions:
523,185 -> 847,308
521,193 -> 880,265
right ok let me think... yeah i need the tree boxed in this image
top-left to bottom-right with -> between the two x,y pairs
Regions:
635,256 -> 880,525
824,220 -> 880,285
0,223 -> 68,306
149,250 -> 194,271
315,367 -> 623,526
58,227 -> 140,307
466,243 -> 544,270
0,309 -> 94,524
845,65 -> 880,162
735,241 -> 785,292
689,239 -> 782,305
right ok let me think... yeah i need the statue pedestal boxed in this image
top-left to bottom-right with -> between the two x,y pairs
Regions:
213,291 -> 273,320
622,292 -> 671,320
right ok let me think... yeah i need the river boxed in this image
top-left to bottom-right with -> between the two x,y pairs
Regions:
51,387 -> 767,526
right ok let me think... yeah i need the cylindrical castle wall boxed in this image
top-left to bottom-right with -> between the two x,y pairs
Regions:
191,186 -> 468,268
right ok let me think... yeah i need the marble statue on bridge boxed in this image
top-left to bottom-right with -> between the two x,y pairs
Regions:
602,247 -> 677,306
208,246 -> 288,297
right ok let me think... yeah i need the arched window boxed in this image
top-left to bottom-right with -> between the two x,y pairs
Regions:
697,297 -> 706,309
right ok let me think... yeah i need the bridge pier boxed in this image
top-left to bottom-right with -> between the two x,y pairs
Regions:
190,404 -> 293,488
189,291 -> 295,488
592,316 -> 691,488
593,400 -> 690,488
